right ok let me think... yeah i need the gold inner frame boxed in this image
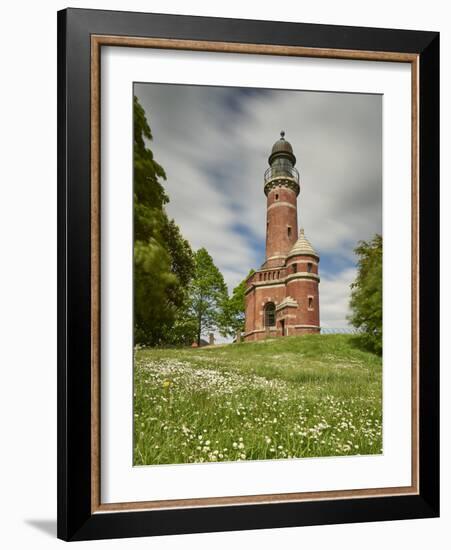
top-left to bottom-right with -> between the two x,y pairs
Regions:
90,35 -> 420,514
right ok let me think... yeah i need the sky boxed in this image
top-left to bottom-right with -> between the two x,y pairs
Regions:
134,83 -> 382,329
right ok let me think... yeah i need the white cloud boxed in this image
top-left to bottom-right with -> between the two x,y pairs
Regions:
319,267 -> 357,328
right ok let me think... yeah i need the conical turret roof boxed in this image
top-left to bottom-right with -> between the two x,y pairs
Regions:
288,228 -> 318,258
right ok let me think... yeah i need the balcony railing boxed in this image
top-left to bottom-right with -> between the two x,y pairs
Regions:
264,165 -> 299,184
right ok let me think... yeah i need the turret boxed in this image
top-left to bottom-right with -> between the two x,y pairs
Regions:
244,132 -> 320,341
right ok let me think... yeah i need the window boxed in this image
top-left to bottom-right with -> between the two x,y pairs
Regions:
264,303 -> 276,327
287,226 -> 292,237
307,262 -> 312,273
292,263 -> 297,273
308,297 -> 313,309
275,193 -> 279,201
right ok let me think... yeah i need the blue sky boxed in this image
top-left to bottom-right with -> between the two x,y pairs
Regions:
134,83 -> 382,328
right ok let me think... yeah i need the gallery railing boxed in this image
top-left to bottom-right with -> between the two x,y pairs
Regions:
264,165 -> 299,184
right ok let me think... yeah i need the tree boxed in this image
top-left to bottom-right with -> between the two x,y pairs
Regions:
222,270 -> 254,336
187,248 -> 229,345
348,234 -> 382,354
133,96 -> 195,345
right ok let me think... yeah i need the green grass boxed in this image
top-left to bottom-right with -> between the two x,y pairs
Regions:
133,334 -> 382,465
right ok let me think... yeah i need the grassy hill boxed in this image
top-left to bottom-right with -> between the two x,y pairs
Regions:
134,334 -> 382,465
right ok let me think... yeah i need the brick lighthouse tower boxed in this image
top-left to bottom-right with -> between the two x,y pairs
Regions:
244,132 -> 320,341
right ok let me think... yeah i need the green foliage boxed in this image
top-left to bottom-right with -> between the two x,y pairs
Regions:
133,96 -> 195,345
187,248 -> 229,344
134,334 -> 382,465
222,270 -> 254,336
348,234 -> 383,354
133,96 -> 168,241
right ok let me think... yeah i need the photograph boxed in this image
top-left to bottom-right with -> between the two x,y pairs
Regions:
52,5 -> 439,542
133,83 -> 383,466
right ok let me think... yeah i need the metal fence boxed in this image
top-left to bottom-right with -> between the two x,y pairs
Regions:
264,165 -> 299,184
320,327 -> 362,335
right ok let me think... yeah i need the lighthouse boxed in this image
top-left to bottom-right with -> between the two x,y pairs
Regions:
244,132 -> 320,341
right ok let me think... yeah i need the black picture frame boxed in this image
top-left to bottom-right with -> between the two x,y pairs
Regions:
57,7 -> 439,541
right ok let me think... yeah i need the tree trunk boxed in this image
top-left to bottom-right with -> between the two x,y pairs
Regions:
197,299 -> 203,346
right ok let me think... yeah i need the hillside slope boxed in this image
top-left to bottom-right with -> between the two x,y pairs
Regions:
134,335 -> 382,465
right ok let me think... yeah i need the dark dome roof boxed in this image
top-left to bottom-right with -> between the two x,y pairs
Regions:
271,131 -> 293,155
268,131 -> 296,165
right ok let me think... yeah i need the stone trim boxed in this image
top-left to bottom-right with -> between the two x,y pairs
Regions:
245,274 -> 319,294
257,266 -> 284,273
265,255 -> 287,261
292,324 -> 320,329
286,250 -> 319,261
244,328 -> 277,336
264,177 -> 300,197
276,303 -> 297,311
285,272 -> 320,282
286,258 -> 318,267
276,299 -> 298,311
267,201 -> 297,212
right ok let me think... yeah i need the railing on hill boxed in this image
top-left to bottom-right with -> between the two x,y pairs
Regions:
320,327 -> 362,335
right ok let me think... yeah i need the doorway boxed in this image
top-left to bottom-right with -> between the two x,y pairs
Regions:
280,319 -> 285,336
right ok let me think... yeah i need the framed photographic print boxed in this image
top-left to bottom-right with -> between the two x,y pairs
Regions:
57,8 -> 439,541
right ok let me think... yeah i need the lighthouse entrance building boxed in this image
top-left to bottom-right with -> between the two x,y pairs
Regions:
244,132 -> 320,341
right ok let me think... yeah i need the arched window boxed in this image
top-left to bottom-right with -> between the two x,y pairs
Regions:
264,302 -> 276,327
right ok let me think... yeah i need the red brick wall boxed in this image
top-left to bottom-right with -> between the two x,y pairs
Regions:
253,284 -> 287,332
244,181 -> 320,341
244,271 -> 320,340
265,187 -> 298,264
244,288 -> 255,334
286,278 -> 320,328
286,257 -> 319,275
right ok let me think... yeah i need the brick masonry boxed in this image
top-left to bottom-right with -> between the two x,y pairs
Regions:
244,133 -> 320,341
